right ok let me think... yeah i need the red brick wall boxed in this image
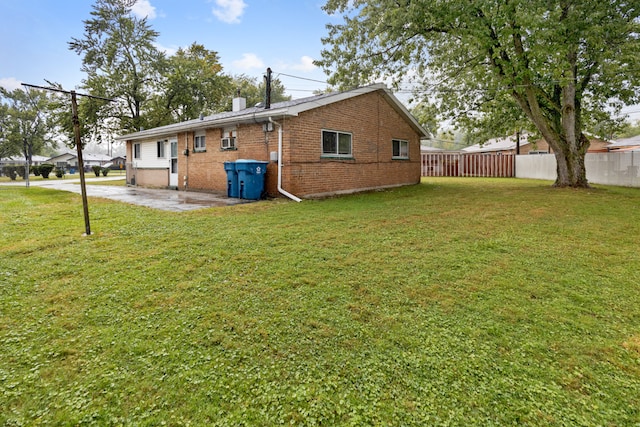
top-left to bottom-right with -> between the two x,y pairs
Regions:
127,89 -> 421,198
280,91 -> 421,197
175,126 -> 273,192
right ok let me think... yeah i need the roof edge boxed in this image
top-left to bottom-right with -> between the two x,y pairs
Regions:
116,83 -> 429,141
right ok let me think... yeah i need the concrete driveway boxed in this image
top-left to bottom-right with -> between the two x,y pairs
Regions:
1,176 -> 252,212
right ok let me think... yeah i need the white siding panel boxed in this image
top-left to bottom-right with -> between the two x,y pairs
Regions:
133,139 -> 173,169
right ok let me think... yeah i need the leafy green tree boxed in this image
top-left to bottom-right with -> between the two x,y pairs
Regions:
69,0 -> 165,134
318,0 -> 640,187
0,87 -> 56,172
147,43 -> 234,126
231,74 -> 291,109
0,102 -> 11,159
617,120 -> 640,139
411,101 -> 440,140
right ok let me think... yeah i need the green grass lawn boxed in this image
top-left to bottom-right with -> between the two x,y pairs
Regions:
0,170 -> 126,183
1,178 -> 639,425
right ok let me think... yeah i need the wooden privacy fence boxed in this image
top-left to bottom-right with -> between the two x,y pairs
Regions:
421,152 -> 515,177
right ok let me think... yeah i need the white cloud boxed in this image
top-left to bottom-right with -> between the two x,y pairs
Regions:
0,77 -> 23,91
212,0 -> 247,24
232,53 -> 265,71
154,42 -> 178,56
291,56 -> 317,72
131,0 -> 157,19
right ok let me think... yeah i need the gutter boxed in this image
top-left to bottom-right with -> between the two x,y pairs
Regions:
269,117 -> 302,202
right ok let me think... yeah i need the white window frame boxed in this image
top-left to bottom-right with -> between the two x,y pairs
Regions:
134,143 -> 141,159
392,139 -> 409,159
157,140 -> 165,158
321,129 -> 352,158
221,129 -> 237,150
194,131 -> 206,152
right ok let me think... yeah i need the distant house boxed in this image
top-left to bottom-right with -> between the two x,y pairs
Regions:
462,134 -> 536,154
608,135 -> 640,152
82,153 -> 112,168
116,84 -> 428,199
0,155 -> 49,167
462,133 -> 610,154
47,153 -> 76,170
46,152 -> 112,171
109,156 -> 127,170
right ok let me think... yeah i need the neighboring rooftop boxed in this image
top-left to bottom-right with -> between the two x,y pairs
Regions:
609,134 -> 640,148
462,134 -> 532,153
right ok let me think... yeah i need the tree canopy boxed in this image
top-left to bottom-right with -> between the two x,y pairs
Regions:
232,74 -> 292,108
0,87 -> 56,163
318,0 -> 640,187
68,0 -> 288,138
69,0 -> 165,134
146,43 -> 234,127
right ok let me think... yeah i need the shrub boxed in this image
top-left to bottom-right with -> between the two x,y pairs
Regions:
39,163 -> 54,179
32,165 -> 41,176
101,167 -> 110,176
92,165 -> 102,177
55,167 -> 65,178
3,166 -> 17,180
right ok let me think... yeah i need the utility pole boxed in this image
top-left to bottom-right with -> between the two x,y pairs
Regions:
265,67 -> 272,109
22,83 -> 114,236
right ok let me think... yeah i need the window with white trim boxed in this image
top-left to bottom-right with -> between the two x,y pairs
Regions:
134,143 -> 141,159
157,140 -> 165,158
194,131 -> 206,152
221,129 -> 237,150
322,130 -> 352,157
392,139 -> 409,159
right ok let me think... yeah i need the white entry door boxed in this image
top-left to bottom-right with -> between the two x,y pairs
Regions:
169,140 -> 178,187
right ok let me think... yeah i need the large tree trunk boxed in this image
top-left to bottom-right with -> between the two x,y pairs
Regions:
553,143 -> 589,187
552,83 -> 590,187
513,77 -> 590,188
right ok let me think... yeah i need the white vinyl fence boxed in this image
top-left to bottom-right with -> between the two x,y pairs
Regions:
516,152 -> 640,187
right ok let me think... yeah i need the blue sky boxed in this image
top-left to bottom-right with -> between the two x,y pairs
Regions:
0,0 -> 337,98
1,0 -> 638,123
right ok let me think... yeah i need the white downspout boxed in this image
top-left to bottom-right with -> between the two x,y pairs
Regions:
269,117 -> 302,202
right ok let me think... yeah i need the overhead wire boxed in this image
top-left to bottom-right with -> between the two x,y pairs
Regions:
271,69 -> 640,125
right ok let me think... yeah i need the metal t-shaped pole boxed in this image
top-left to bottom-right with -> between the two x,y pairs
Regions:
70,91 -> 91,235
22,83 -> 114,236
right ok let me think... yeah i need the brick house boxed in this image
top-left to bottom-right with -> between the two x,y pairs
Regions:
116,84 -> 428,199
462,133 -> 611,154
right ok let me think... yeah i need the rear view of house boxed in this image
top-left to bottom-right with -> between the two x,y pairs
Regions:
116,84 -> 428,199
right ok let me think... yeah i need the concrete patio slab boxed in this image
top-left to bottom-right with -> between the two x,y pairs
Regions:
0,177 -> 253,211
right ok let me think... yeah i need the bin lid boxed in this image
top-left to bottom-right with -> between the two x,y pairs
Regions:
236,159 -> 268,164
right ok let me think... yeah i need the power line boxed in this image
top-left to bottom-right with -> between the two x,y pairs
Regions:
275,72 -> 329,85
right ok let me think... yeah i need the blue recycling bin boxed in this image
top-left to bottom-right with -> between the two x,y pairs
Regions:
236,159 -> 269,200
223,161 -> 239,198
